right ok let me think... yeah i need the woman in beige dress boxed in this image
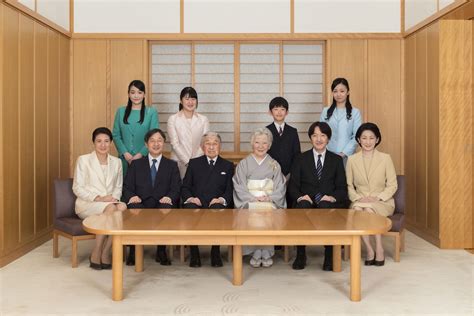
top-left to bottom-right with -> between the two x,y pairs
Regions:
346,122 -> 397,266
167,87 -> 210,178
73,127 -> 127,270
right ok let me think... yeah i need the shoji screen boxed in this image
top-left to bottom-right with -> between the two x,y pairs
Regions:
151,41 -> 324,153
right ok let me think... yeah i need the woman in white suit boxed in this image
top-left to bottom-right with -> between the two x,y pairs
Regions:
73,127 -> 127,270
167,87 -> 210,178
346,123 -> 397,267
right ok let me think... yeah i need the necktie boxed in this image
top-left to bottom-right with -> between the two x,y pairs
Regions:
314,154 -> 323,204
150,159 -> 157,185
209,159 -> 215,170
278,126 -> 283,136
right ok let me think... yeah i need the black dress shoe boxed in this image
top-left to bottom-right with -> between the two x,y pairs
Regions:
101,262 -> 112,270
89,256 -> 102,270
189,255 -> 202,268
126,246 -> 135,266
365,258 -> 376,266
292,255 -> 307,270
155,248 -> 171,266
322,254 -> 333,271
374,255 -> 385,266
211,254 -> 223,267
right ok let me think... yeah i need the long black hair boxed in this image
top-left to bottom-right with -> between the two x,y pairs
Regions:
178,87 -> 198,111
123,80 -> 146,124
325,78 -> 353,121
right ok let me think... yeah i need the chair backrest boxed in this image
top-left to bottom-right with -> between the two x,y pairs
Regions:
54,178 -> 76,219
393,175 -> 405,215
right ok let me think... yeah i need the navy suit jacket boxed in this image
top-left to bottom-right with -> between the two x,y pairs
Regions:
122,155 -> 181,205
266,123 -> 301,176
288,149 -> 348,206
181,155 -> 234,207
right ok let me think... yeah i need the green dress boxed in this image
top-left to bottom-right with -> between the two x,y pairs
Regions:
112,106 -> 159,175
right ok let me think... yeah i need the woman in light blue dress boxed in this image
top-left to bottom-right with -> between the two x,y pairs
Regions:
320,78 -> 362,164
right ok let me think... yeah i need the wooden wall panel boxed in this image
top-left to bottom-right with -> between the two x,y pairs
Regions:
19,14 -> 35,242
34,23 -> 48,233
415,29 -> 428,228
426,22 -> 440,236
0,3 -> 5,254
404,34 -> 417,224
72,40 -> 107,162
110,40 -> 146,123
47,29 -> 60,227
59,35 -> 70,178
439,20 -> 473,248
3,6 -> 20,251
327,39 -> 366,119
367,40 -> 403,174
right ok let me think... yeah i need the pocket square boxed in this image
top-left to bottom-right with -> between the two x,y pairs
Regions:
220,172 -> 226,175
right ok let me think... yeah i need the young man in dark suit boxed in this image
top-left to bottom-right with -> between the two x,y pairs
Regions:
266,97 -> 301,181
288,121 -> 348,271
122,128 -> 181,266
181,132 -> 234,268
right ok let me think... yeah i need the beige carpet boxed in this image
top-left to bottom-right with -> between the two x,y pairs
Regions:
1,231 -> 473,315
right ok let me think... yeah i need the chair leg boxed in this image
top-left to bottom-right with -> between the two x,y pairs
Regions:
283,246 -> 290,263
53,231 -> 59,258
394,234 -> 401,262
400,230 -> 406,252
228,246 -> 233,262
180,245 -> 186,263
343,245 -> 350,261
167,245 -> 173,260
71,237 -> 78,268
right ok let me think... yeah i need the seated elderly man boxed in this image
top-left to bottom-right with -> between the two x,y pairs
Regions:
181,131 -> 234,268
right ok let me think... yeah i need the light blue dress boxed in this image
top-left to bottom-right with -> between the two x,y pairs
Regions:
320,106 -> 362,157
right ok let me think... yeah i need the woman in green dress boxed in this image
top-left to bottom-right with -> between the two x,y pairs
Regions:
112,80 -> 159,176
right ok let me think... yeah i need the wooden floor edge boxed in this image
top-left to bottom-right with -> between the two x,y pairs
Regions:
465,249 -> 474,254
404,223 -> 441,247
0,228 -> 53,268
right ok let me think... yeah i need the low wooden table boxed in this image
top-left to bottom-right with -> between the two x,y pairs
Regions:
83,208 -> 391,302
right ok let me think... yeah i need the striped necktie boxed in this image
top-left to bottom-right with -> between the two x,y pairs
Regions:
278,126 -> 283,136
314,154 -> 323,204
150,159 -> 157,186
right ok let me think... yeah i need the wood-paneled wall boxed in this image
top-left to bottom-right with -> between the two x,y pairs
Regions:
0,3 -> 70,267
327,39 -> 404,174
405,20 -> 473,249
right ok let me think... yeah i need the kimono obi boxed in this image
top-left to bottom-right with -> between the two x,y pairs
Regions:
247,178 -> 273,197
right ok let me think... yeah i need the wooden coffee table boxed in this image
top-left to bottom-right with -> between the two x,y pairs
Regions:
83,208 -> 391,302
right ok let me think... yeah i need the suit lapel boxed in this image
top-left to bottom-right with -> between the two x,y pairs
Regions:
90,151 -> 106,187
368,150 -> 383,181
306,150 -> 319,182
353,152 -> 369,184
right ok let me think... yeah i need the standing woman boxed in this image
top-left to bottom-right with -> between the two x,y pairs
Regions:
113,80 -> 159,176
320,78 -> 362,163
167,87 -> 210,178
73,127 -> 127,270
346,123 -> 398,266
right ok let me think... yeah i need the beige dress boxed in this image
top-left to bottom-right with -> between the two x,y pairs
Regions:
346,150 -> 397,217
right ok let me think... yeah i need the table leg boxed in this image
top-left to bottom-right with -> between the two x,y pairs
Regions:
135,245 -> 144,272
112,235 -> 123,301
333,245 -> 341,272
232,245 -> 242,286
350,236 -> 361,302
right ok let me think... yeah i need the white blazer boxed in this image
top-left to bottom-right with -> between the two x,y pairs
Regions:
72,151 -> 123,215
167,110 -> 210,176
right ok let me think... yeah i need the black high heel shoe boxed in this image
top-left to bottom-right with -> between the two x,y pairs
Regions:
374,253 -> 385,266
89,256 -> 102,270
101,261 -> 112,270
364,253 -> 376,266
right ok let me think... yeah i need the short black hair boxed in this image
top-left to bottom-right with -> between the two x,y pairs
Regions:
307,121 -> 332,140
144,128 -> 166,143
355,122 -> 382,147
92,127 -> 113,142
269,97 -> 289,111
179,86 -> 198,111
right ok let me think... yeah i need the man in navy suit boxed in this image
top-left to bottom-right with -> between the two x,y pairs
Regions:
181,132 -> 234,268
122,128 -> 181,266
288,122 -> 348,271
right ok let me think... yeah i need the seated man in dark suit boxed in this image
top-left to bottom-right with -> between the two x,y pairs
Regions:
288,121 -> 348,271
123,128 -> 181,266
181,131 -> 234,268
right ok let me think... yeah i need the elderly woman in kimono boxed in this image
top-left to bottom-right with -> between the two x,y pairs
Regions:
233,127 -> 286,268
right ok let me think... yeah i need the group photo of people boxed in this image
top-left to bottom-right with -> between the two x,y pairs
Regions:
73,77 -> 398,272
